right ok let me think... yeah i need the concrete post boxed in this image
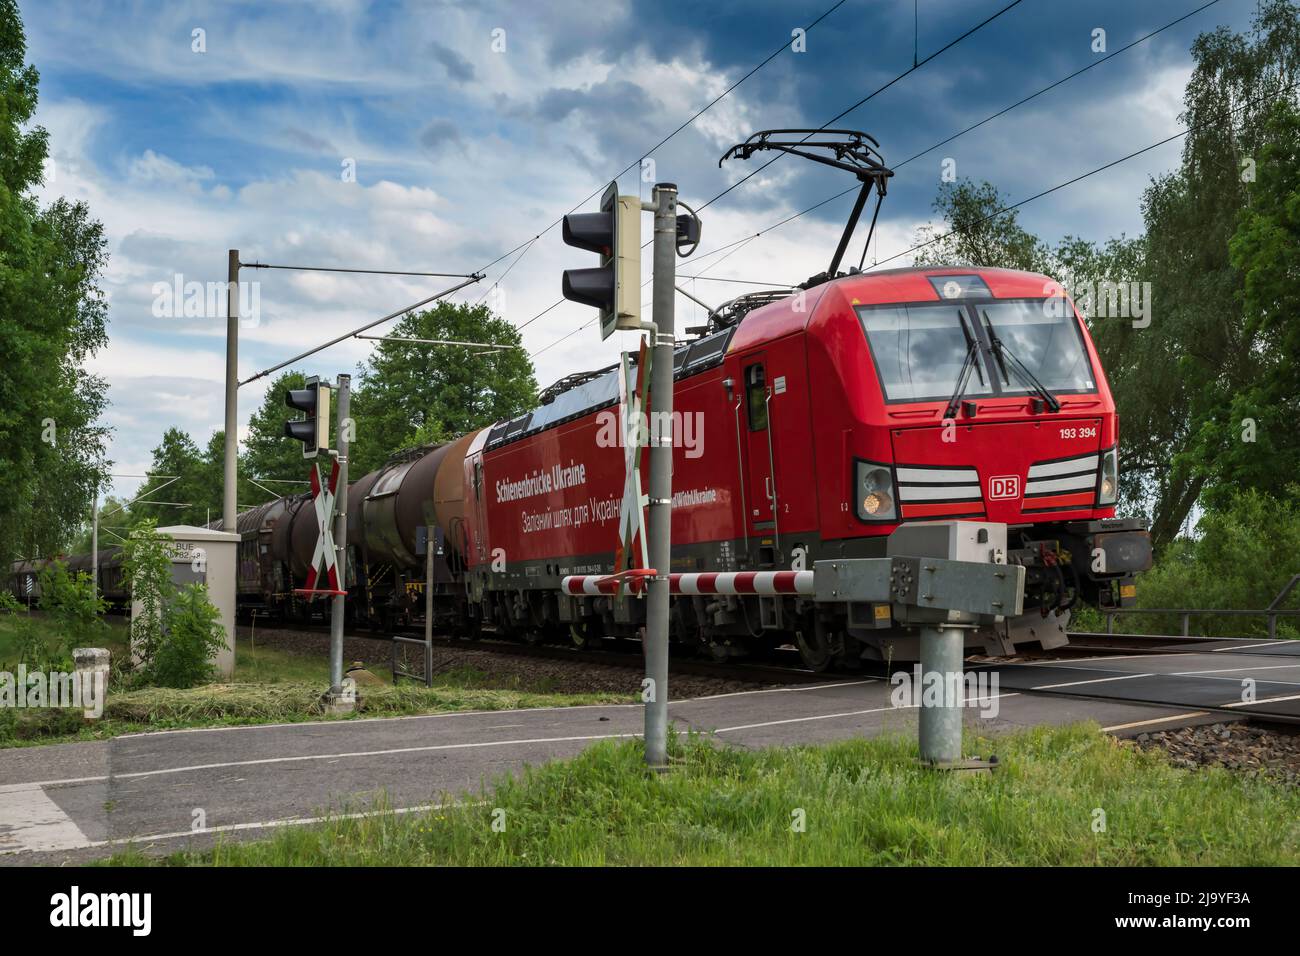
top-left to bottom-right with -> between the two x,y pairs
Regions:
72,648 -> 109,720
223,249 -> 240,532
644,183 -> 677,769
918,624 -> 964,765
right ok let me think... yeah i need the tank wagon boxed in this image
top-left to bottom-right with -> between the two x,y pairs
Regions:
12,266 -> 1152,669
6,549 -> 129,607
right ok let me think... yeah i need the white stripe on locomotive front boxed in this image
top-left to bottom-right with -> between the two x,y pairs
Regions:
895,466 -> 978,484
1027,454 -> 1099,478
1025,473 -> 1096,495
897,484 -> 982,502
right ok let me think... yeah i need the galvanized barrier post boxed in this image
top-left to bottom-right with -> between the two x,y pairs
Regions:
918,624 -> 965,765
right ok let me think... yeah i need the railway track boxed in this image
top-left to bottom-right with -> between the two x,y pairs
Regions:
1059,631 -> 1300,658
245,617 -> 1300,724
247,618 -> 829,686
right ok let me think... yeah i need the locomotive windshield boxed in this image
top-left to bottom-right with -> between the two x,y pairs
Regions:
858,304 -> 994,403
857,298 -> 1096,403
977,300 -> 1095,397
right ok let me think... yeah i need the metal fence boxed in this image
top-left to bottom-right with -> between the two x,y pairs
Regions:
1101,573 -> 1300,638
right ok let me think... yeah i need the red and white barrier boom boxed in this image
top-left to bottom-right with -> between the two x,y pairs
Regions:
561,570 -> 814,597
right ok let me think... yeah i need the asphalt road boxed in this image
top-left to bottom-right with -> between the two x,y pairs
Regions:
4,662 -> 1243,865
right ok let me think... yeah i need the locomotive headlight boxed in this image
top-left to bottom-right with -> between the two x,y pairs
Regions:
1098,447 -> 1118,506
855,462 -> 897,522
862,491 -> 891,515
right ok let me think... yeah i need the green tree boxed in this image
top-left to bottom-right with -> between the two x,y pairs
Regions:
350,301 -> 537,473
132,428 -> 212,528
1131,0 -> 1300,547
1215,101 -> 1300,506
912,179 -> 1051,273
69,494 -> 129,553
1132,488 -> 1300,638
0,0 -> 110,565
241,370 -> 313,502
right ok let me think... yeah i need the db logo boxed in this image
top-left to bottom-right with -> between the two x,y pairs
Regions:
989,475 -> 1020,500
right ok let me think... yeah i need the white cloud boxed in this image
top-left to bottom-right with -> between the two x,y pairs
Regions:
21,1 -> 1210,506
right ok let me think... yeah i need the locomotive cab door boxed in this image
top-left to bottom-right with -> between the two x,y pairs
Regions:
738,357 -> 778,554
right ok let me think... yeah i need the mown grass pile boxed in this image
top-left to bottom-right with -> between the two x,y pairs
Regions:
108,723 -> 1300,867
106,680 -> 630,726
0,680 -> 633,744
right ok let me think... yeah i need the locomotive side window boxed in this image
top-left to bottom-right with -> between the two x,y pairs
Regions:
745,364 -> 768,431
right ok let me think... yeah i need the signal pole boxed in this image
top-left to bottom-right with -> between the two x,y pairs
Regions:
644,182 -> 677,769
329,373 -> 351,699
223,249 -> 240,531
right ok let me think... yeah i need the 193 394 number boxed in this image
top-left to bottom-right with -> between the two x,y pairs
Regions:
1060,426 -> 1098,440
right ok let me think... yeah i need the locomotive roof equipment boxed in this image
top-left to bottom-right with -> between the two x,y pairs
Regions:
719,128 -> 894,288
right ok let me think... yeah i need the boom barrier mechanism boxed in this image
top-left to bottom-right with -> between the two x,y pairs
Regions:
557,520 -> 1026,770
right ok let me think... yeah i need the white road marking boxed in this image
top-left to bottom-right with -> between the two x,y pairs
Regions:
81,800 -> 460,849
1031,672 -> 1155,690
712,693 -> 1021,734
0,784 -> 91,854
1223,692 -> 1300,709
1010,654 -> 1174,666
1101,712 -> 1210,732
1211,640 -> 1298,652
1171,663 -> 1300,677
111,700 -> 644,740
687,679 -> 878,701
10,732 -> 641,789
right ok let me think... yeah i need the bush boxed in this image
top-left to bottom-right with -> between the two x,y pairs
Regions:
121,520 -> 227,689
151,584 -> 227,689
36,559 -> 107,659
121,520 -> 173,677
1132,487 -> 1300,637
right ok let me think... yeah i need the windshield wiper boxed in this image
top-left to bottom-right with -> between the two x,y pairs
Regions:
943,309 -> 984,420
979,309 -> 1061,412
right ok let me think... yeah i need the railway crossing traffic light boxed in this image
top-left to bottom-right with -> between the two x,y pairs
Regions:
561,181 -> 641,340
284,375 -> 332,459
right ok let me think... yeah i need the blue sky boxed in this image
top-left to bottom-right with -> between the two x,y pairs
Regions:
21,0 -> 1258,503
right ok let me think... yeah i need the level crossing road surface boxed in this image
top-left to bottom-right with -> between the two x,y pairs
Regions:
1,653 -> 1288,865
979,640 -> 1300,720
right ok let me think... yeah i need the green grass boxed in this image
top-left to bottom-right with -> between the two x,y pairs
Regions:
234,634 -> 351,684
0,609 -> 130,663
0,621 -> 635,747
103,723 -> 1300,867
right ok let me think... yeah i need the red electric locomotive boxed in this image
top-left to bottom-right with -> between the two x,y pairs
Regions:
10,131 -> 1151,671
458,264 -> 1151,668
